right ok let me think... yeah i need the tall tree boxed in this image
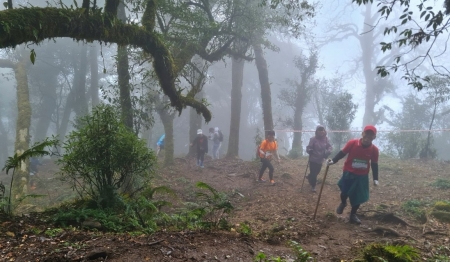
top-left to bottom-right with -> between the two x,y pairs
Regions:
117,1 -> 133,130
227,56 -> 245,158
279,52 -> 318,157
254,43 -> 274,133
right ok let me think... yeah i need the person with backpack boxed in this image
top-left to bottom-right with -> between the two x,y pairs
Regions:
209,127 -> 223,159
327,125 -> 379,224
156,134 -> 165,156
190,129 -> 208,168
257,130 -> 281,186
306,125 -> 333,192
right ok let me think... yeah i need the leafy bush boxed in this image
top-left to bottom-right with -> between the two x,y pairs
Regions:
58,104 -> 156,209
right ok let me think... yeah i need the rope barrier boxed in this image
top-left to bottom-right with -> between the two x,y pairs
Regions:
272,129 -> 450,133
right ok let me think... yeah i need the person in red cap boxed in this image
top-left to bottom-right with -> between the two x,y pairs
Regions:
326,125 -> 379,224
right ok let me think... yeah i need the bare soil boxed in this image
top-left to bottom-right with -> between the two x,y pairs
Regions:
1,156 -> 450,261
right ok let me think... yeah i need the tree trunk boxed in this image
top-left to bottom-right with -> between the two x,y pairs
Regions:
12,51 -> 32,204
291,106 -> 304,157
58,85 -> 76,140
226,57 -> 244,158
160,111 -> 175,166
34,73 -> 57,142
73,44 -> 89,117
90,44 -> 99,108
361,4 -> 377,127
188,91 -> 204,156
117,2 -> 133,130
253,44 -> 274,134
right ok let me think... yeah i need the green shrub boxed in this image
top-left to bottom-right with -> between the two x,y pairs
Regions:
58,104 -> 156,209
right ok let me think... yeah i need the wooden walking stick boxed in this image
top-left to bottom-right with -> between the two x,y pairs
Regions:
300,158 -> 310,192
313,164 -> 330,220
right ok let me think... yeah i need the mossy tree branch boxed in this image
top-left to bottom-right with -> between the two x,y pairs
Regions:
0,7 -> 211,121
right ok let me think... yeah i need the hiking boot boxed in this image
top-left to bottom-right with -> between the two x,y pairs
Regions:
336,203 -> 347,214
270,180 -> 276,186
349,214 -> 361,224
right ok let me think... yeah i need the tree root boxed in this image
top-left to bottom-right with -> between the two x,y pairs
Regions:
422,230 -> 448,236
361,211 -> 420,228
372,226 -> 418,241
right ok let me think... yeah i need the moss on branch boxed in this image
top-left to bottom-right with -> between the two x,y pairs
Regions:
0,7 -> 211,121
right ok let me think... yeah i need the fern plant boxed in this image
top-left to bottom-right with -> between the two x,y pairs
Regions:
194,182 -> 234,229
2,137 -> 58,215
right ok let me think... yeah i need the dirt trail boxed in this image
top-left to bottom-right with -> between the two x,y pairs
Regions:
0,156 -> 449,261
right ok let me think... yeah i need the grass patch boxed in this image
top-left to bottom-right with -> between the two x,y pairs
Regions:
402,199 -> 426,222
431,178 -> 450,189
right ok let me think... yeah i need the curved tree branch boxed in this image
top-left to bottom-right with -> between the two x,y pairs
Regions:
0,7 -> 211,121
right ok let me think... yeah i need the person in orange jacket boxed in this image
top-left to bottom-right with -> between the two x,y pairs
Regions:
257,130 -> 281,185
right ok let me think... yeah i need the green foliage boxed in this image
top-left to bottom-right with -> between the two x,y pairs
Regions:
50,184 -> 174,234
1,137 -> 57,215
402,199 -> 426,222
384,94 -> 437,159
254,241 -> 314,262
431,246 -> 450,261
353,0 -> 450,89
431,179 -> 450,189
324,91 -> 357,150
289,241 -> 314,262
192,181 -> 234,229
163,182 -> 233,231
237,222 -> 252,236
58,104 -> 156,209
362,243 -> 420,262
44,228 -> 64,237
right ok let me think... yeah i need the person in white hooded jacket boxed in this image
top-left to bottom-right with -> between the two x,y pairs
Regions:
209,127 -> 222,159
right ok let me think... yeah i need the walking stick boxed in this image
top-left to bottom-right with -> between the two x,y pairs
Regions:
313,164 -> 330,220
300,158 -> 310,192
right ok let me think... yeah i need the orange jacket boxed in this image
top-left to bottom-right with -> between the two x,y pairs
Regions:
259,139 -> 278,159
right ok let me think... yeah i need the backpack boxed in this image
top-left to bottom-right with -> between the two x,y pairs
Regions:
218,130 -> 224,142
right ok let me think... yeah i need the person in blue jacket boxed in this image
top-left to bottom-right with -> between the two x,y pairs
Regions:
156,134 -> 165,156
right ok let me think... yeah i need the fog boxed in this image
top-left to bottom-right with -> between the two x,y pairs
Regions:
1,0 -> 450,167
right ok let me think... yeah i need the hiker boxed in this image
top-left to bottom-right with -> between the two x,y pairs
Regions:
306,125 -> 333,192
257,130 -> 281,186
209,127 -> 223,159
190,129 -> 208,168
156,134 -> 165,156
327,125 -> 379,224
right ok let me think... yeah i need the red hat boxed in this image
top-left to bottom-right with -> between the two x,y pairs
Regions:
363,125 -> 377,135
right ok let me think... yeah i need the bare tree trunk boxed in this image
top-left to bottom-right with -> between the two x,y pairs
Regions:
253,44 -> 274,134
73,44 -> 89,117
226,57 -> 244,158
34,74 -> 57,142
117,2 -> 133,130
361,4 -> 377,127
12,50 -> 32,203
291,106 -> 304,157
90,44 -> 99,108
58,86 -> 76,140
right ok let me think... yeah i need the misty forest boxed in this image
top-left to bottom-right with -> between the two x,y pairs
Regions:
1,0 -> 450,261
